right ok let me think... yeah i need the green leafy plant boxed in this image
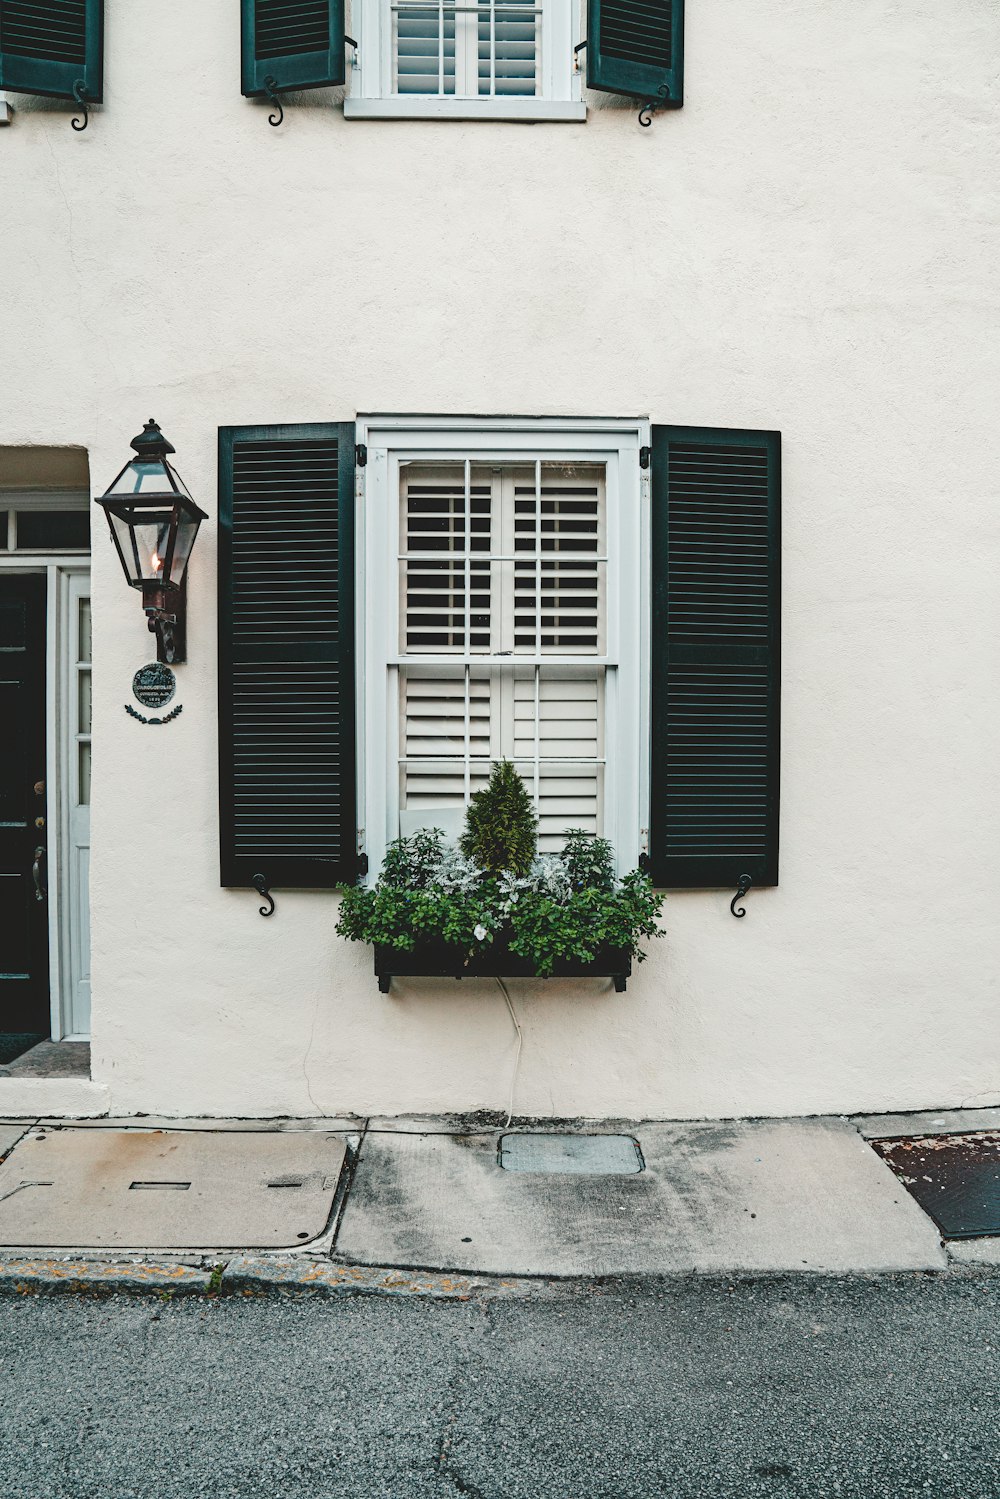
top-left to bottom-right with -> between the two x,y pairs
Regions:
336,810 -> 664,977
460,760 -> 536,877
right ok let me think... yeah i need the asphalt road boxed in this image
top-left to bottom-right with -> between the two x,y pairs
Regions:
1,1272 -> 998,1499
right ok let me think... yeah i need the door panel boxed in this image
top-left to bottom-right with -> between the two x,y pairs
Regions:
0,575 -> 49,1036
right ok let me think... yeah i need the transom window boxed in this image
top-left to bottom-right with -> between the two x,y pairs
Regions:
359,420 -> 649,878
0,498 -> 90,552
345,0 -> 585,121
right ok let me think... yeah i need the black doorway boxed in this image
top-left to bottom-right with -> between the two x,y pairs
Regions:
0,574 -> 49,1059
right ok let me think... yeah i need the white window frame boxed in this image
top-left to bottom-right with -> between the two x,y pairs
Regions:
344,0 -> 586,121
356,415 -> 651,879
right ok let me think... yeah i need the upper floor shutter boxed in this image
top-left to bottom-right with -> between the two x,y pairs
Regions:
586,0 -> 683,107
649,426 -> 780,889
241,0 -> 346,98
218,424 -> 357,891
0,0 -> 103,102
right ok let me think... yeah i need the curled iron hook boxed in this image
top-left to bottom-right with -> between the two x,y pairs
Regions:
252,873 -> 275,917
71,80 -> 90,131
730,874 -> 753,919
638,83 -> 668,128
263,76 -> 284,127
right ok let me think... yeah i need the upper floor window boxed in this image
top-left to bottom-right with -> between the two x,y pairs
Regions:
345,0 -> 586,121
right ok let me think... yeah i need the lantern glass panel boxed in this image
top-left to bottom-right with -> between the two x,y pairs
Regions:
108,508 -> 175,586
170,508 -> 202,584
106,459 -> 192,500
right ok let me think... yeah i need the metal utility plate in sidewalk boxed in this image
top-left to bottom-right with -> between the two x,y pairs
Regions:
499,1132 -> 643,1174
0,1129 -> 347,1249
872,1132 -> 1000,1239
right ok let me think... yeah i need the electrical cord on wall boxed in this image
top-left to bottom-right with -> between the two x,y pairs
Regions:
496,976 -> 522,1130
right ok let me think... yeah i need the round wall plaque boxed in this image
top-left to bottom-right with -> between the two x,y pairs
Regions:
132,662 -> 177,709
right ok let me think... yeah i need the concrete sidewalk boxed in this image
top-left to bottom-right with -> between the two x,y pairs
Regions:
1,1109 -> 997,1294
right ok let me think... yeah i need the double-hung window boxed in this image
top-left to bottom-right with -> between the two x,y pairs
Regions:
359,419 -> 648,876
345,0 -> 585,121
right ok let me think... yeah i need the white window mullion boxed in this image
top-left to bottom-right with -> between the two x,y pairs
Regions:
533,664 -> 541,813
534,457 -> 542,656
463,664 -> 472,803
438,0 -> 445,95
463,457 -> 472,652
489,0 -> 497,96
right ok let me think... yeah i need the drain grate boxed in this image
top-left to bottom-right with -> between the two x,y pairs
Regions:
872,1132 -> 1000,1239
499,1133 -> 644,1175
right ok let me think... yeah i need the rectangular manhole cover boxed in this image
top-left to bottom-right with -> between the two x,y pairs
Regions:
0,1129 -> 347,1249
499,1133 -> 643,1175
872,1132 -> 1000,1238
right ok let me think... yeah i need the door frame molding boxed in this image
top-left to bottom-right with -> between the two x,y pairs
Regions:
0,556 -> 90,1039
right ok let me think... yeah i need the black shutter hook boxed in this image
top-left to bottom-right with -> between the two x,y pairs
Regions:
263,76 -> 284,127
71,81 -> 90,131
638,83 -> 669,127
730,874 -> 752,919
252,873 -> 275,917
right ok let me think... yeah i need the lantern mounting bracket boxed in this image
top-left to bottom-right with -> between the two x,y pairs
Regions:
144,575 -> 187,664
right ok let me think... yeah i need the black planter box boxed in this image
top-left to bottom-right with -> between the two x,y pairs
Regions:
373,940 -> 631,993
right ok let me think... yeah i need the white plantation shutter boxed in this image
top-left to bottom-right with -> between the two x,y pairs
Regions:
393,1 -> 539,98
397,462 -> 608,850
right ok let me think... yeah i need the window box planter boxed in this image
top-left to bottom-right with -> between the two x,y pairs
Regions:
374,940 -> 632,994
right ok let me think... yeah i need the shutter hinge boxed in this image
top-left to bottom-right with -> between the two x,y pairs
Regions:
639,445 -> 652,470
638,853 -> 651,874
357,852 -> 369,878
355,443 -> 367,468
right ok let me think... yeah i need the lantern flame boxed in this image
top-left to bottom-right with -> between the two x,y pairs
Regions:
150,550 -> 163,574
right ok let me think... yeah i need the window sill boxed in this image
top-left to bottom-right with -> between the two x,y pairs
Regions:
343,97 -> 587,123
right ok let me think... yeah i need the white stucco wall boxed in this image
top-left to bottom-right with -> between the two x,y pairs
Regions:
2,0 -> 998,1119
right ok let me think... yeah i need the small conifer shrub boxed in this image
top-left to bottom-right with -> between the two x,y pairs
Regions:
459,760 -> 537,876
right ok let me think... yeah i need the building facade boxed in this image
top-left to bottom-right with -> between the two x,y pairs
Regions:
0,0 -> 997,1121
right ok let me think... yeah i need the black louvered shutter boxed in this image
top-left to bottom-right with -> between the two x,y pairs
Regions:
241,0 -> 345,97
649,426 -> 780,889
218,424 -> 357,891
0,0 -> 102,102
586,0 -> 682,106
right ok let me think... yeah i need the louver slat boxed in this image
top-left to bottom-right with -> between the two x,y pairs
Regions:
241,0 -> 345,98
586,0 -> 683,106
219,424 -> 356,890
0,0 -> 102,102
650,427 -> 780,888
